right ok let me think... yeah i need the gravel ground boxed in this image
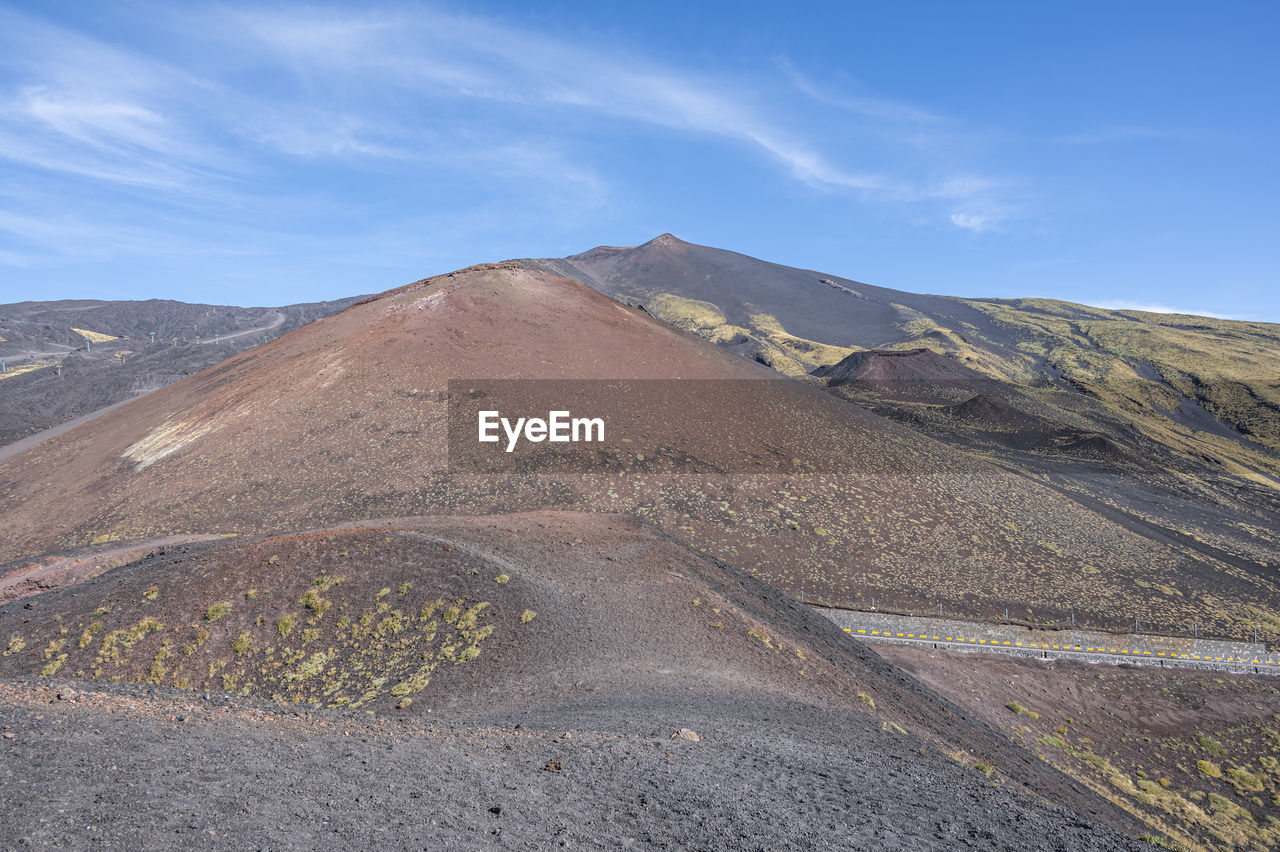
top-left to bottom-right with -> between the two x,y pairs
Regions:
0,678 -> 1151,851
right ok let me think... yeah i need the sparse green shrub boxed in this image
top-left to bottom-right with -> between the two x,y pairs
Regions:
456,603 -> 488,630
858,692 -> 876,709
1006,702 -> 1027,715
1196,734 -> 1227,756
232,632 -> 253,657
142,585 -> 160,602
397,697 -> 411,709
41,655 -> 67,676
286,651 -> 329,682
3,636 -> 25,656
78,623 -> 102,648
376,611 -> 406,637
204,602 -> 232,621
1226,767 -> 1263,792
398,582 -> 412,595
300,589 -> 330,620
277,614 -> 296,637
494,574 -> 510,584
183,626 -> 209,655
519,610 -> 537,624
97,617 -> 164,666
1197,760 -> 1223,778
375,587 -> 391,600
1041,734 -> 1068,749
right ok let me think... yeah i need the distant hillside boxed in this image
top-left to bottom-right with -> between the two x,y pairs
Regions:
535,234 -> 1280,488
0,296 -> 362,445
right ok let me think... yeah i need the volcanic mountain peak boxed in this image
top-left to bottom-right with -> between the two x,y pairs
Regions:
643,232 -> 686,248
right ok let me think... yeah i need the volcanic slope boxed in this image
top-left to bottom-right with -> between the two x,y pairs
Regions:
0,262 -> 1275,639
536,234 -> 1280,484
879,643 -> 1280,850
0,511 -> 1150,848
538,237 -> 1280,639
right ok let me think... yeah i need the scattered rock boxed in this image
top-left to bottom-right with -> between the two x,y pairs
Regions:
544,760 -> 563,773
673,728 -> 700,743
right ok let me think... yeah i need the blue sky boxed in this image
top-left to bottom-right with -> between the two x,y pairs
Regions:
0,1 -> 1276,319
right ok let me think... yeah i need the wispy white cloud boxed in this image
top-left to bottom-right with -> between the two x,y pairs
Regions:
0,6 -> 232,192
0,0 -> 1027,277
221,6 -> 896,194
777,59 -> 944,126
949,211 -> 994,233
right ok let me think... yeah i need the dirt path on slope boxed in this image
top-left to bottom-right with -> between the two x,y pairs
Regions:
0,534 -> 224,604
0,389 -> 156,465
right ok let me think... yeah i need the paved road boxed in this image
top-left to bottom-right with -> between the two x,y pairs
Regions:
820,614 -> 1280,676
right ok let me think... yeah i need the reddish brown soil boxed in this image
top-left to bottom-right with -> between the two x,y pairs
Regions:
0,534 -> 222,604
0,263 -> 1257,637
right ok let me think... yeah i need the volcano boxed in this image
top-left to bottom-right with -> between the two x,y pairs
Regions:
0,260 -> 1266,638
2,251 -> 1271,849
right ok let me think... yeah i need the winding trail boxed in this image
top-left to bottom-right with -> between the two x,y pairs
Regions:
198,310 -> 285,344
0,389 -> 156,465
0,533 -> 223,604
